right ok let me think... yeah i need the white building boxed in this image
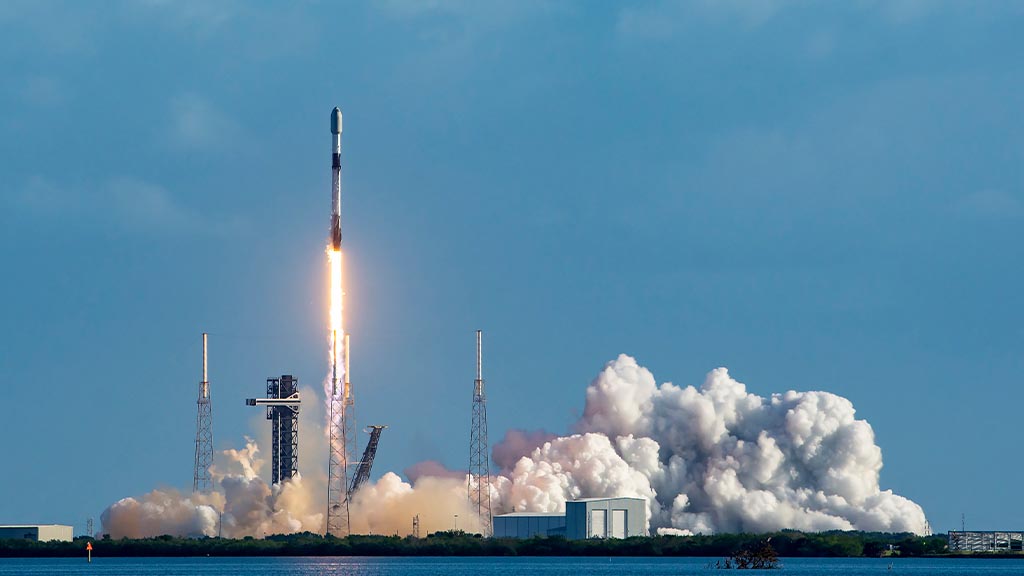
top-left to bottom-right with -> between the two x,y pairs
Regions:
493,497 -> 647,540
0,525 -> 74,542
565,497 -> 646,539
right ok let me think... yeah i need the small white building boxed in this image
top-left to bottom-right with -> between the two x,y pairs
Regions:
565,497 -> 646,540
493,497 -> 647,540
0,525 -> 74,542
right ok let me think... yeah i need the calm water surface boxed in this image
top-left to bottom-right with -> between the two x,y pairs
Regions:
1,556 -> 1020,576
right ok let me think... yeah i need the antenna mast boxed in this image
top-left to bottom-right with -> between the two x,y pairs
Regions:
193,332 -> 214,493
468,329 -> 492,535
327,331 -> 355,536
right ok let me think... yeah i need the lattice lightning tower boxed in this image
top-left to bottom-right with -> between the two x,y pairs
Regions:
468,329 -> 492,535
327,331 -> 355,537
193,332 -> 213,493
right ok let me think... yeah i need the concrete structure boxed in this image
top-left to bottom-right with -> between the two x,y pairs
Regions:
566,497 -> 646,540
0,525 -> 73,542
494,497 -> 647,539
949,531 -> 1024,552
493,513 -> 566,538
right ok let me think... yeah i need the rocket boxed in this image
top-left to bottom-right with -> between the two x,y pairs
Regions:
330,107 -> 343,250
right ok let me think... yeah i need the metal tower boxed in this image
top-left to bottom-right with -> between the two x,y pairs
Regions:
468,329 -> 492,536
327,332 -> 355,537
246,375 -> 301,484
193,332 -> 214,493
349,425 -> 387,495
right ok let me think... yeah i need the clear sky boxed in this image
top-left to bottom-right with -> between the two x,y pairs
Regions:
2,1 -> 1022,536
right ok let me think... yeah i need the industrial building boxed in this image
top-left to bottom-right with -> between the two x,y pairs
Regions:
493,497 -> 647,539
949,531 -> 1024,552
0,525 -> 73,542
493,512 -> 566,538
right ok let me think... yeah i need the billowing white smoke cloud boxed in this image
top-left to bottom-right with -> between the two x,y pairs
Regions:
102,383 -> 329,539
100,488 -> 223,539
349,472 -> 485,535
102,437 -> 323,538
497,433 -> 658,514
103,356 -> 928,538
358,355 -> 927,536
486,355 -> 927,535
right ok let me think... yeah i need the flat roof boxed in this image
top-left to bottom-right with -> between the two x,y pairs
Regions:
0,525 -> 71,528
950,530 -> 1024,534
494,512 -> 565,518
569,497 -> 646,503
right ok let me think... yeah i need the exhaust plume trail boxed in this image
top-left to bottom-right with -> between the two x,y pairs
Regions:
325,107 -> 352,537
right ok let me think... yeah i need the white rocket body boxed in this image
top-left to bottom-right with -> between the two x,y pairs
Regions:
331,107 -> 343,250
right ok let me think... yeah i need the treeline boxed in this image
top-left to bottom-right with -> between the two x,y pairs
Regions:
0,530 -> 948,558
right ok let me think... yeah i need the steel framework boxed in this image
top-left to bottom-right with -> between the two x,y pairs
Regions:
949,531 -> 1024,552
246,375 -> 301,484
193,332 -> 214,493
468,329 -> 492,536
349,425 -> 387,495
327,332 -> 355,537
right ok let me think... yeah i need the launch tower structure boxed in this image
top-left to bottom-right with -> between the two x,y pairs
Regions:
327,332 -> 355,537
246,375 -> 301,484
193,332 -> 213,493
468,329 -> 493,536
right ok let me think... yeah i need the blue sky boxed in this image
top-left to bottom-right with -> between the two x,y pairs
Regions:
2,1 -> 1023,535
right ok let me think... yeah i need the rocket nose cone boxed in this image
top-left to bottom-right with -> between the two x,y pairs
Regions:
331,108 -> 342,134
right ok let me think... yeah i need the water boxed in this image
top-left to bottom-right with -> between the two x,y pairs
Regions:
0,557 -> 1021,576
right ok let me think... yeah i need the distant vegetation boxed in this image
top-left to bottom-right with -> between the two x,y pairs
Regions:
0,530 -> 951,558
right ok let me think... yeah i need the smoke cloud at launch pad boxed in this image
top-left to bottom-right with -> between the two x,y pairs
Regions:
101,354 -> 927,538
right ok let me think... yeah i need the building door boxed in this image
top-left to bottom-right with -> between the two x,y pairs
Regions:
590,509 -> 607,538
611,509 -> 627,538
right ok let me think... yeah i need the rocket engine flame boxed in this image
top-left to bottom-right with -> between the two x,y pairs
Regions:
324,246 -> 348,456
326,248 -> 345,397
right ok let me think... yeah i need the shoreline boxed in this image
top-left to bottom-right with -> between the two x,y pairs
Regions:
0,531 -> 960,559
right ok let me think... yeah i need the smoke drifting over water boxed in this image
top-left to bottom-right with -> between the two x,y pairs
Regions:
101,355 -> 927,537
